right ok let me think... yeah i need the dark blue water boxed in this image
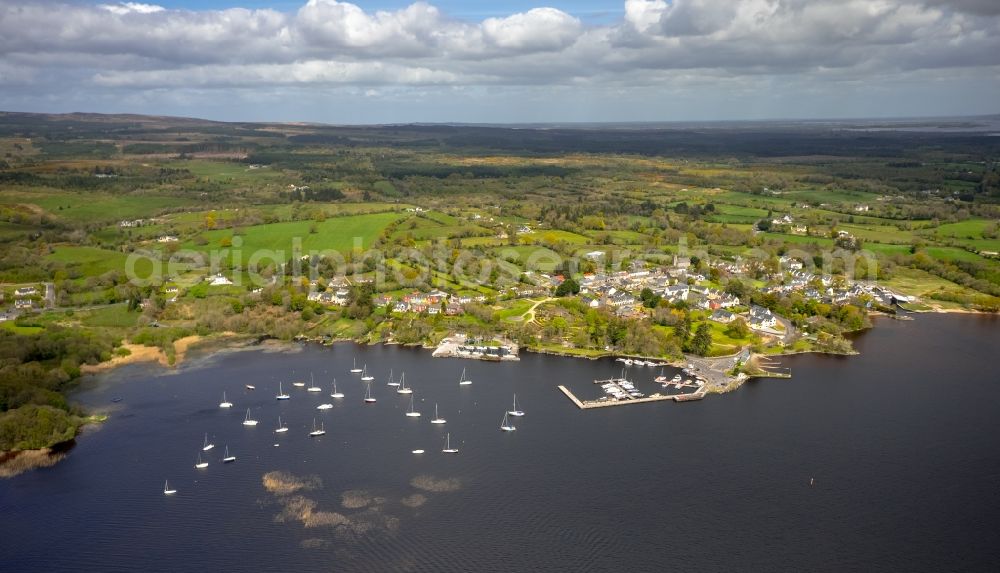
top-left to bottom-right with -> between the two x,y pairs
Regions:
2,314 -> 999,572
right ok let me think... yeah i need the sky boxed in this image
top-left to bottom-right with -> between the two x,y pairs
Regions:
0,0 -> 998,124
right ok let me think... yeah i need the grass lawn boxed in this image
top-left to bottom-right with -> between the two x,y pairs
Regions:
80,304 -> 141,327
521,230 -> 591,245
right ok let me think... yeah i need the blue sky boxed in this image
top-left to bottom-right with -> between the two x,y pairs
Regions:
0,0 -> 997,123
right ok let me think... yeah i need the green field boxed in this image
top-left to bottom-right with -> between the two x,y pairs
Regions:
186,212 -> 404,257
47,246 -> 157,278
0,190 -> 193,222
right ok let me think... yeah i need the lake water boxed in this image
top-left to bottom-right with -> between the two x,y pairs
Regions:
2,314 -> 999,572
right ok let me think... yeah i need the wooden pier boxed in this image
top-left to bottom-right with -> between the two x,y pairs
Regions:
558,385 -> 705,410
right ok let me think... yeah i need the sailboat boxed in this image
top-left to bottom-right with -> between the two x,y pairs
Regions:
195,453 -> 208,469
275,381 -> 290,400
275,416 -> 288,433
309,419 -> 326,437
430,403 -> 446,424
386,368 -> 398,387
396,373 -> 412,394
219,391 -> 233,408
163,480 -> 177,495
350,358 -> 363,374
202,433 -> 215,451
500,411 -> 517,431
508,394 -> 525,417
654,368 -> 668,383
405,394 -> 421,417
442,433 -> 459,454
361,364 -> 374,382
307,373 -> 322,392
330,379 -> 344,399
222,445 -> 236,463
316,402 -> 333,410
364,382 -> 376,404
458,368 -> 471,386
242,408 -> 258,426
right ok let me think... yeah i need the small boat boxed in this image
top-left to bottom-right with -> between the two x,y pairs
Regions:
219,392 -> 233,408
508,394 -> 525,417
242,408 -> 258,426
222,445 -> 236,463
292,381 -> 305,388
275,382 -> 290,400
316,403 -> 333,410
350,358 -> 362,374
330,379 -> 344,399
412,449 -> 425,454
458,368 -> 471,386
307,373 -> 321,392
430,404 -> 446,424
500,411 -> 517,432
364,383 -> 376,404
245,384 -> 256,390
405,395 -> 421,417
202,433 -> 215,451
621,358 -> 633,366
195,453 -> 208,469
163,480 -> 177,495
671,374 -> 682,383
309,419 -> 326,437
110,396 -> 123,403
442,433 -> 459,454
275,416 -> 288,433
396,373 -> 412,394
386,369 -> 398,387
360,364 -> 374,382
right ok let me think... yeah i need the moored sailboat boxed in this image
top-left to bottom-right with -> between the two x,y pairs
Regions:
508,394 -> 525,417
458,368 -> 471,386
405,394 -> 421,417
163,480 -> 177,495
242,408 -> 258,426
309,418 -> 326,437
219,392 -> 233,408
430,403 -> 446,424
500,411 -> 517,431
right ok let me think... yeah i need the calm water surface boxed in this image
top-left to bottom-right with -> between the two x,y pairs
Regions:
1,314 -> 999,572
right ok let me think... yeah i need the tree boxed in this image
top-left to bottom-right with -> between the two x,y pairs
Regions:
725,317 -> 751,339
554,278 -> 580,297
689,322 -> 713,356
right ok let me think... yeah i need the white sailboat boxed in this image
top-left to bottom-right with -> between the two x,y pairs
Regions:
330,379 -> 344,399
202,433 -> 215,451
405,394 -> 421,417
195,453 -> 208,469
242,408 -> 258,426
386,369 -> 398,387
350,358 -> 363,374
430,404 -> 446,424
222,445 -> 236,463
163,480 -> 177,495
276,381 -> 290,400
309,419 -> 326,437
500,411 -> 517,431
364,382 -> 376,404
458,368 -> 471,386
361,364 -> 374,382
508,394 -> 525,417
442,433 -> 459,454
219,391 -> 233,408
307,373 -> 322,392
275,416 -> 288,433
396,373 -> 412,394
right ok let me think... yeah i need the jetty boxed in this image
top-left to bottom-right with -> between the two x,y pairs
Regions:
558,384 -> 706,410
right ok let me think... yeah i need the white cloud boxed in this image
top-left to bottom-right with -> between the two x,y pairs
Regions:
0,0 -> 997,120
